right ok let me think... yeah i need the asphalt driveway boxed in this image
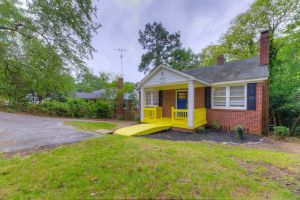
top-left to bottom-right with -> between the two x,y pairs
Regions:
0,112 -> 100,153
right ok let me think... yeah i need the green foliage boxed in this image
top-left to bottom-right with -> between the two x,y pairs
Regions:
76,70 -> 115,93
196,126 -> 205,133
168,48 -> 201,70
274,126 -> 290,140
211,121 -> 220,130
138,21 -> 181,73
29,99 -> 113,118
94,101 -> 111,118
235,125 -> 245,140
0,0 -> 99,109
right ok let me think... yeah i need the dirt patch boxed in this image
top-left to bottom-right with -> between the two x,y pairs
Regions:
234,157 -> 300,195
245,136 -> 300,154
2,145 -> 58,159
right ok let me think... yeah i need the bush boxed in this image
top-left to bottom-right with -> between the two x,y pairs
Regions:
94,101 -> 111,118
27,99 -> 114,119
274,126 -> 290,140
196,126 -> 205,133
211,121 -> 220,130
235,125 -> 245,140
67,99 -> 93,118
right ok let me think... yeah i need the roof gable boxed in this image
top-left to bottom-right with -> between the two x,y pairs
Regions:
138,65 -> 208,88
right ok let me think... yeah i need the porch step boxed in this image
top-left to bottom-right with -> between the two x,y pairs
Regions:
114,124 -> 171,136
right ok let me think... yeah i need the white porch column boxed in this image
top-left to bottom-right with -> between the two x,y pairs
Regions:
188,80 -> 195,128
140,87 -> 145,121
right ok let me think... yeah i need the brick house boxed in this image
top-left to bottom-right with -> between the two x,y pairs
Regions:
137,31 -> 270,135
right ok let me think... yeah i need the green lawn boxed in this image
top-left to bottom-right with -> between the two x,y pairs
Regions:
0,135 -> 299,199
64,121 -> 117,132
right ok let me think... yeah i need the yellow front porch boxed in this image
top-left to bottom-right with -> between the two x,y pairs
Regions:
142,107 -> 207,129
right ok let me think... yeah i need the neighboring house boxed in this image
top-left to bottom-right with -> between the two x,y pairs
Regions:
75,78 -> 138,110
137,31 -> 270,135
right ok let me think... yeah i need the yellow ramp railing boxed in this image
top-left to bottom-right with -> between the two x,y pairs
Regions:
144,107 -> 162,122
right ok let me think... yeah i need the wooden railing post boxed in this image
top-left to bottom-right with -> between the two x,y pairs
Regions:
171,107 -> 174,124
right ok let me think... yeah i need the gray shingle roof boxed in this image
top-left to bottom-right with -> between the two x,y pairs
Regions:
75,89 -> 137,100
75,89 -> 106,99
183,56 -> 269,84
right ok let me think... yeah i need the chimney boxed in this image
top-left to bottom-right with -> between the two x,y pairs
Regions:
117,77 -> 123,90
260,30 -> 270,65
217,55 -> 224,65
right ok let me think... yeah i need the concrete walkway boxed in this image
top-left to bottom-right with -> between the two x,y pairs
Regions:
0,112 -> 100,153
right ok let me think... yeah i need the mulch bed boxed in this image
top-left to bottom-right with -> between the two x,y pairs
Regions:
141,130 -> 264,144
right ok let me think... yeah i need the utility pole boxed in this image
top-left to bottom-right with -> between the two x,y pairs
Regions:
114,48 -> 127,76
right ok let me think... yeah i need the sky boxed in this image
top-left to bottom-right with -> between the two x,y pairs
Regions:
87,0 -> 255,83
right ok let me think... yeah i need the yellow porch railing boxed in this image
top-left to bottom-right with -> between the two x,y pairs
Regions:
171,107 -> 188,124
143,107 -> 207,129
144,107 -> 162,122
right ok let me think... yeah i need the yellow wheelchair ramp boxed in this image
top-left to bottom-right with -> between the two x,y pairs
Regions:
114,124 -> 171,136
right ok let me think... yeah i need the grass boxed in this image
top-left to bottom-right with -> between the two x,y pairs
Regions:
0,135 -> 299,199
64,121 -> 117,132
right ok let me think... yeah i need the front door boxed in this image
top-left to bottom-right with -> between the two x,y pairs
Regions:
177,91 -> 188,109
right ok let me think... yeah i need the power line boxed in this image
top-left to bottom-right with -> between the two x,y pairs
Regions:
114,48 -> 127,76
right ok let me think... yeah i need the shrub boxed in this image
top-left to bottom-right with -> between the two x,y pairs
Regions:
211,121 -> 220,130
196,126 -> 205,133
67,99 -> 94,118
235,125 -> 245,140
94,101 -> 111,118
274,126 -> 290,140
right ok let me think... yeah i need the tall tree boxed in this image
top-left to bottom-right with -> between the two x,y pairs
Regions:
138,22 -> 181,73
168,48 -> 201,70
200,0 -> 300,65
0,0 -> 100,106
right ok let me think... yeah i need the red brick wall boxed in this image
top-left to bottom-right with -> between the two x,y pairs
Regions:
195,87 -> 205,108
162,90 -> 176,117
206,82 -> 269,135
261,80 -> 269,134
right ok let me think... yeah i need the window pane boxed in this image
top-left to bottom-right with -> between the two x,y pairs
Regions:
230,86 -> 244,96
146,91 -> 151,98
213,87 -> 226,107
230,86 -> 245,107
146,99 -> 152,105
152,99 -> 159,105
214,87 -> 226,96
152,91 -> 159,99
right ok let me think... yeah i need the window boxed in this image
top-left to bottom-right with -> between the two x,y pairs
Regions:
145,91 -> 159,106
213,87 -> 226,107
212,85 -> 246,109
123,100 -> 128,109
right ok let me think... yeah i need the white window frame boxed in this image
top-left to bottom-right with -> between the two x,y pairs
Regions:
212,85 -> 247,110
145,90 -> 159,107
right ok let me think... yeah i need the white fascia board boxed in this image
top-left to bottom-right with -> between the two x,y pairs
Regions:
211,77 -> 268,86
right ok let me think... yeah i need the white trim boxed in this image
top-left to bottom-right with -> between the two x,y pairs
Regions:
211,84 -> 247,110
137,65 -> 209,88
175,90 -> 188,109
140,87 -> 144,121
211,78 -> 267,86
188,81 -> 195,128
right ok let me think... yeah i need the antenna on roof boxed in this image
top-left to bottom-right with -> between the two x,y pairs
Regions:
114,48 -> 127,76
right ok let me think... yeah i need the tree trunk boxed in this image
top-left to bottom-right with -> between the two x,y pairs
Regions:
291,113 -> 300,135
